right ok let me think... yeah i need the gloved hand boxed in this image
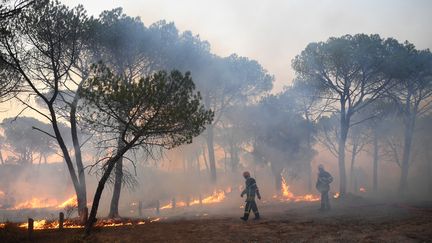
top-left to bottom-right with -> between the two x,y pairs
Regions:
240,193 -> 244,198
258,195 -> 261,200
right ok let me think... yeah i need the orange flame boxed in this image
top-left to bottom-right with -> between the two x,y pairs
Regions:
200,190 -> 226,204
160,189 -> 226,210
359,187 -> 366,193
333,192 -> 340,198
12,198 -> 58,210
57,196 -> 78,209
9,195 -> 78,210
275,177 -> 320,202
16,218 -> 159,230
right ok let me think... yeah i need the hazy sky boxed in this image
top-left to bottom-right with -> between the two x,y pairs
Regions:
60,0 -> 432,92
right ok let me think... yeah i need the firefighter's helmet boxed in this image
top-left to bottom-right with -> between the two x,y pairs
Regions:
243,171 -> 250,178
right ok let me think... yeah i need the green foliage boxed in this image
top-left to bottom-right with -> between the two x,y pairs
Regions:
80,63 -> 213,149
0,117 -> 61,164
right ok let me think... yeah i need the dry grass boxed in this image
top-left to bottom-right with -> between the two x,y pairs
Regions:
2,199 -> 432,243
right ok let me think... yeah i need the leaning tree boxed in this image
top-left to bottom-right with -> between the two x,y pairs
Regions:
0,0 -> 91,216
80,65 -> 213,234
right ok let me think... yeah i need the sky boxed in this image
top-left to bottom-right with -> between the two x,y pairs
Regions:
1,0 -> 432,119
61,0 -> 432,92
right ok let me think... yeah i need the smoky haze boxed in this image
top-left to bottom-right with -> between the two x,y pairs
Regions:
62,0 -> 432,92
0,1 -> 431,238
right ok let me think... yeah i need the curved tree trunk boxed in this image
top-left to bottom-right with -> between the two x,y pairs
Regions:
85,140 -> 135,235
48,105 -> 85,219
70,94 -> 87,218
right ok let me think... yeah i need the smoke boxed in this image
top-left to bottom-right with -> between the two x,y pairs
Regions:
0,1 -> 431,226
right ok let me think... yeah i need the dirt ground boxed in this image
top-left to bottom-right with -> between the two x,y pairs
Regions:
1,197 -> 432,243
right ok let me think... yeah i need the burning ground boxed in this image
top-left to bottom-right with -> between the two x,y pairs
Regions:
1,197 -> 432,242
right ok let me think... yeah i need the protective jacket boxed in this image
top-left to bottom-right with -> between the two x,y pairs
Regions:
241,177 -> 261,202
316,171 -> 333,192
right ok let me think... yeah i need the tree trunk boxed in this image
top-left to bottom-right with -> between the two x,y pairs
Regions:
206,124 -> 217,183
338,116 -> 349,197
70,84 -> 87,217
373,130 -> 379,193
399,113 -> 416,194
230,142 -> 239,173
196,155 -> 201,176
108,137 -> 125,218
271,163 -> 283,192
85,140 -> 135,235
0,149 -> 5,164
223,148 -> 227,173
305,123 -> 313,192
349,143 -> 357,193
48,105 -> 85,219
202,146 -> 210,173
306,160 -> 312,192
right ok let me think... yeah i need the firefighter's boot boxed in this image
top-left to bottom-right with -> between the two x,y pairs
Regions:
253,212 -> 260,220
240,213 -> 249,221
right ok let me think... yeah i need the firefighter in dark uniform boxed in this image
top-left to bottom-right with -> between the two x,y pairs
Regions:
240,171 -> 261,221
316,164 -> 333,211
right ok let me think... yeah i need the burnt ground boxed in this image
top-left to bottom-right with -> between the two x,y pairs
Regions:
1,197 -> 432,243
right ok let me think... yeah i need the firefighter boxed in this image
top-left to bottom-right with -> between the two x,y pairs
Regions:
316,164 -> 333,211
240,171 -> 261,221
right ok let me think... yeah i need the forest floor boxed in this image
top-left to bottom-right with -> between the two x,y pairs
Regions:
1,196 -> 432,243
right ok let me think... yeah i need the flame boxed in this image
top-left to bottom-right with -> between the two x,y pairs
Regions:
0,190 -> 5,197
19,220 -> 54,230
160,190 -> 226,210
57,196 -> 78,209
200,190 -> 225,204
8,195 -> 78,210
160,203 -> 173,210
275,177 -> 320,202
12,198 -> 58,210
359,187 -> 366,193
333,192 -> 340,198
16,218 -> 161,230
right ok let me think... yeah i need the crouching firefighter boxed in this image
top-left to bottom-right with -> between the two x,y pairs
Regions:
240,171 -> 261,221
316,164 -> 333,211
